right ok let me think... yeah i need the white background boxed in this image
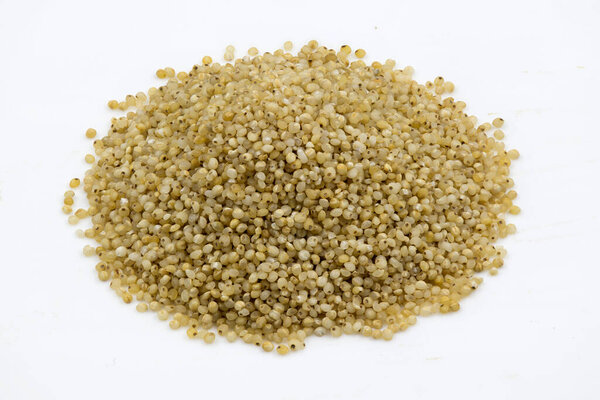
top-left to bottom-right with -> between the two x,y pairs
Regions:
1,0 -> 599,399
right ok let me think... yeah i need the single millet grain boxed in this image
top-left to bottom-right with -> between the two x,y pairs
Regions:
86,128 -> 97,139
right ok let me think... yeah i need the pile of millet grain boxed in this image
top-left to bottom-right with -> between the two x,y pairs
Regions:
64,41 -> 519,355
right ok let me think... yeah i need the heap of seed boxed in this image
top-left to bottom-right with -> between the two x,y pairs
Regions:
65,41 -> 519,354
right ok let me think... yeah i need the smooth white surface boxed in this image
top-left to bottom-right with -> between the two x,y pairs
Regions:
1,0 -> 599,399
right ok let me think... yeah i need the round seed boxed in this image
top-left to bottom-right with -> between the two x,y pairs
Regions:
164,67 -> 175,78
83,245 -> 95,256
136,303 -> 148,313
203,332 -> 216,344
85,128 -> 97,139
